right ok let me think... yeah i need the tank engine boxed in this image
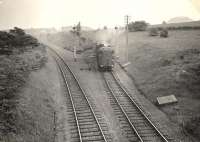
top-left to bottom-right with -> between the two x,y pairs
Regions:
96,43 -> 114,71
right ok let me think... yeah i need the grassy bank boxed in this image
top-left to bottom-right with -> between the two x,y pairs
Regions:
114,30 -> 200,140
0,28 -> 55,141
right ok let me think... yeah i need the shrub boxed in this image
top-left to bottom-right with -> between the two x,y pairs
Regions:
149,28 -> 159,36
160,28 -> 168,38
128,21 -> 148,32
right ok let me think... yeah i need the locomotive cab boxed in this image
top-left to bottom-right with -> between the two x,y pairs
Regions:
97,45 -> 114,71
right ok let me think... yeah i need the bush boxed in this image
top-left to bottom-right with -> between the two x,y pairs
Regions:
149,28 -> 159,36
128,21 -> 148,32
0,27 -> 39,54
160,28 -> 168,38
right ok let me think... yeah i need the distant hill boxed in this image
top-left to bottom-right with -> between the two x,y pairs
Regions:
149,20 -> 200,30
168,17 -> 193,23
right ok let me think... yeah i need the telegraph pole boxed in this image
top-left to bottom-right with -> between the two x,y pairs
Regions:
72,22 -> 81,62
72,26 -> 77,62
124,15 -> 131,66
114,26 -> 118,56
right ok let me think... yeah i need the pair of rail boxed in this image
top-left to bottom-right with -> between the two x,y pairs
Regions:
50,47 -> 169,142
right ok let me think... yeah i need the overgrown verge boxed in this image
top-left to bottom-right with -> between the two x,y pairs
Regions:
45,31 -> 96,53
0,27 -> 48,141
111,30 -> 200,141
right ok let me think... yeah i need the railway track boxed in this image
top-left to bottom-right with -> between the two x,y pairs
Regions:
50,48 -> 111,142
103,71 -> 170,142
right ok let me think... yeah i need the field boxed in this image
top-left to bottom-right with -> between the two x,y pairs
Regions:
113,30 -> 200,139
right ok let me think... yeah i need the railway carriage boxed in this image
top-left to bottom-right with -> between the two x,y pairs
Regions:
96,44 -> 114,71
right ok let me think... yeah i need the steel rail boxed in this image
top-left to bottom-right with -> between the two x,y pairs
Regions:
49,48 -> 108,142
111,71 -> 169,142
103,73 -> 143,142
54,58 -> 82,142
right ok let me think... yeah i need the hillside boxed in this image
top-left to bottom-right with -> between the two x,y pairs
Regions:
149,20 -> 200,29
0,27 -> 56,141
111,30 -> 200,140
168,17 -> 193,23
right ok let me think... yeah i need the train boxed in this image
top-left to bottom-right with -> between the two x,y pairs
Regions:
96,43 -> 115,71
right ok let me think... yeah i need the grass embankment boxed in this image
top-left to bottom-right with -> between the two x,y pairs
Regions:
0,27 -> 54,141
114,30 -> 200,140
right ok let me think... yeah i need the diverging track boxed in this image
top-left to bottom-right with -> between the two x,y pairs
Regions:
50,48 -> 111,142
103,72 -> 170,142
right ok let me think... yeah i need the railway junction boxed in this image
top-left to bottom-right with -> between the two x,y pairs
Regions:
45,44 -> 194,142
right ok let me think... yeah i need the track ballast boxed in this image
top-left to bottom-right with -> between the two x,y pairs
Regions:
103,71 -> 170,142
50,48 -> 111,142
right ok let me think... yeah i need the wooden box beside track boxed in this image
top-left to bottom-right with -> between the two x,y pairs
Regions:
157,95 -> 178,105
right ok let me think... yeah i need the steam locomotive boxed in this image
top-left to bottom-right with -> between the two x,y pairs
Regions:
96,43 -> 115,71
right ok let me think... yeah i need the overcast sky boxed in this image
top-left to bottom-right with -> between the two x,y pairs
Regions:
0,0 -> 200,29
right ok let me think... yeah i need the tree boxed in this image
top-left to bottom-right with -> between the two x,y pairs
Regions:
149,28 -> 159,36
9,27 -> 25,36
128,21 -> 148,32
160,28 -> 168,38
103,26 -> 107,30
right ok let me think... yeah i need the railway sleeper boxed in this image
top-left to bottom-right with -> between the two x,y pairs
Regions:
78,114 -> 94,119
81,135 -> 104,142
119,103 -> 136,107
68,122 -> 78,127
122,106 -> 139,110
133,122 -> 150,127
76,110 -> 92,115
110,102 -> 119,106
117,115 -> 127,119
76,113 -> 93,117
79,121 -> 97,126
68,117 -> 79,121
73,100 -> 88,104
78,118 -> 95,123
81,127 -> 99,132
126,116 -> 144,120
121,124 -> 134,130
72,96 -> 86,100
77,116 -> 94,120
126,112 -> 143,117
69,128 -> 79,134
113,110 -> 124,114
124,130 -> 137,136
118,118 -> 129,122
112,108 -> 122,112
130,119 -> 148,124
70,138 -> 80,142
141,136 -> 163,142
81,131 -> 102,137
126,135 -> 138,140
138,129 -> 158,134
80,124 -> 99,129
70,133 -> 79,138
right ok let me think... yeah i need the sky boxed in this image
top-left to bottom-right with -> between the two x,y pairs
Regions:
0,0 -> 200,29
